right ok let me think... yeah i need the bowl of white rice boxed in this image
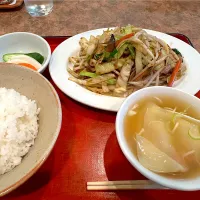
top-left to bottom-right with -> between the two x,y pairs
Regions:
0,63 -> 62,196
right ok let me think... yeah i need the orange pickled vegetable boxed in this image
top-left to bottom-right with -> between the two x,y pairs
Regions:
18,63 -> 37,71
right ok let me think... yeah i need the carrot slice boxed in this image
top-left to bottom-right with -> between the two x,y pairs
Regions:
18,63 -> 37,71
168,58 -> 182,87
115,33 -> 134,47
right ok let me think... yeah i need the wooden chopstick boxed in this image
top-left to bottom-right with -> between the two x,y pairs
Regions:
87,180 -> 168,190
87,180 -> 153,186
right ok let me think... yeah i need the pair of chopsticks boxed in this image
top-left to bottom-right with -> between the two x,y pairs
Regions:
87,180 -> 168,190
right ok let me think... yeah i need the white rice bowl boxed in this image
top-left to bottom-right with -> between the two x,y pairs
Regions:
0,87 -> 40,175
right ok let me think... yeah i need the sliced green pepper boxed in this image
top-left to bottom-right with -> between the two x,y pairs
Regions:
128,45 -> 135,58
79,70 -> 97,78
172,48 -> 182,57
107,78 -> 117,85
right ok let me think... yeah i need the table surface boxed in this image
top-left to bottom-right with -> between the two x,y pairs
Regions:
0,0 -> 200,52
0,1 -> 200,199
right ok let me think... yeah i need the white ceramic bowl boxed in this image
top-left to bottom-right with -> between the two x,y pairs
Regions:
116,86 -> 200,191
0,32 -> 51,73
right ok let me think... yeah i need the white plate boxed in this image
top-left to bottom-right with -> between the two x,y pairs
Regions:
49,28 -> 200,112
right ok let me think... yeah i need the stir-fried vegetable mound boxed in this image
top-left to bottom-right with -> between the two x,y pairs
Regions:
67,25 -> 186,97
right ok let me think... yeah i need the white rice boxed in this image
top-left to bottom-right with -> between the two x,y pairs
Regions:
0,88 -> 40,175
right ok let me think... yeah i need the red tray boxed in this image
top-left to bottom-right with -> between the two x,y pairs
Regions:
5,34 -> 200,200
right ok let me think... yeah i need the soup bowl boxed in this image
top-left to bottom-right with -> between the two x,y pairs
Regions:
116,86 -> 200,191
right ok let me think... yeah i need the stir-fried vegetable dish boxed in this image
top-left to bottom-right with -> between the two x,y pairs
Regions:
67,25 -> 186,97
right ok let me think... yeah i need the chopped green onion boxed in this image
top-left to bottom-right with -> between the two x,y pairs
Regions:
172,113 -> 180,124
188,128 -> 200,140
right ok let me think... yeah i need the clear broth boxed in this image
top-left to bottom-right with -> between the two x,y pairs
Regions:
124,95 -> 200,179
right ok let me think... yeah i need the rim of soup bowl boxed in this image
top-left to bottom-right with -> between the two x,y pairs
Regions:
116,86 -> 200,191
